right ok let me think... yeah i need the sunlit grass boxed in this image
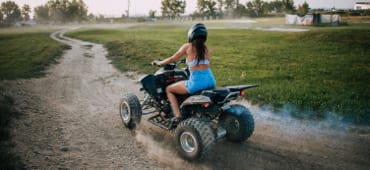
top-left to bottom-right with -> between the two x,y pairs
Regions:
67,23 -> 370,124
0,32 -> 69,79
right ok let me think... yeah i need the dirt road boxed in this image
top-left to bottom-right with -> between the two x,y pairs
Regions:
2,27 -> 369,170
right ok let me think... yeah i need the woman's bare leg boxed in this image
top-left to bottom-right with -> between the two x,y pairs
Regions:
166,81 -> 188,118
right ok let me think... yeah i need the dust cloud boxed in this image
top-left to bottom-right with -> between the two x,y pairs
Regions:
135,99 -> 369,170
134,127 -> 211,170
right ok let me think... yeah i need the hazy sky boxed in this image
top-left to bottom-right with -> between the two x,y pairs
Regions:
2,0 -> 369,17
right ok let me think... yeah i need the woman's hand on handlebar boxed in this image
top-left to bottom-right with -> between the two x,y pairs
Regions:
152,60 -> 162,66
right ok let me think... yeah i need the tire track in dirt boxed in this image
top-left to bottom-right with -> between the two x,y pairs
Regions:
2,27 -> 165,169
1,26 -> 369,170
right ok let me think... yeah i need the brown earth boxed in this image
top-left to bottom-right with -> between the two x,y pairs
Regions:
1,26 -> 369,170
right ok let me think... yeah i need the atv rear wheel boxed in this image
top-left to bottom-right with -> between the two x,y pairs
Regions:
220,104 -> 254,142
174,118 -> 216,161
119,93 -> 142,129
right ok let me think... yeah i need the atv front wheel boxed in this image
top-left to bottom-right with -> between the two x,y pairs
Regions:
220,104 -> 254,142
174,118 -> 216,161
119,93 -> 142,129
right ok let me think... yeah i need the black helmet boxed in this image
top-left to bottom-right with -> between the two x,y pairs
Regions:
187,23 -> 207,42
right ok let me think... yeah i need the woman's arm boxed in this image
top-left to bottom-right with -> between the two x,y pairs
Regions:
156,43 -> 188,65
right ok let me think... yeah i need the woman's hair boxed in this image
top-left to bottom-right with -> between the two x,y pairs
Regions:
192,37 -> 206,64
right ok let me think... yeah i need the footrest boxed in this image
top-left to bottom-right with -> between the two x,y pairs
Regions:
148,114 -> 172,130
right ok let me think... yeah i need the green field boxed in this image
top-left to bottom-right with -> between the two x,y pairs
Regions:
0,32 -> 69,79
67,22 -> 370,124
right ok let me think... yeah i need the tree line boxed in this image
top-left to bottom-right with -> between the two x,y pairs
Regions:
0,1 -> 31,27
3,0 -> 367,26
34,0 -> 88,24
0,0 -> 88,27
159,0 -> 306,19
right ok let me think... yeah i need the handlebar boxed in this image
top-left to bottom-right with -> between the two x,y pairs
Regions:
151,60 -> 161,66
152,59 -> 186,67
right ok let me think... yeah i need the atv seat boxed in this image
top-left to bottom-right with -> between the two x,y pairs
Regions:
212,87 -> 230,94
198,87 -> 230,99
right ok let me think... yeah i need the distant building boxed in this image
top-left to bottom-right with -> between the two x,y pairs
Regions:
354,2 -> 370,10
15,20 -> 36,27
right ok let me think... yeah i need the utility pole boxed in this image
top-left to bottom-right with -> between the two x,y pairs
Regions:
331,0 -> 335,25
126,0 -> 130,18
332,0 -> 335,10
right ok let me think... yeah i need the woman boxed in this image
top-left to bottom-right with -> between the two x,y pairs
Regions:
152,23 -> 216,122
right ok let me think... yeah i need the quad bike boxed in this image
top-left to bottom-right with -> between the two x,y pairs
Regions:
119,59 -> 257,161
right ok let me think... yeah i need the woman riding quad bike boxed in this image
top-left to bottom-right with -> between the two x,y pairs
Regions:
119,23 -> 257,161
